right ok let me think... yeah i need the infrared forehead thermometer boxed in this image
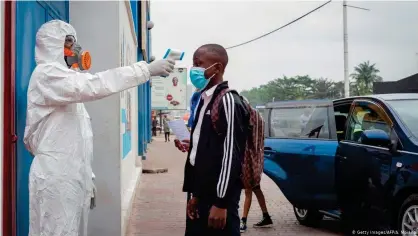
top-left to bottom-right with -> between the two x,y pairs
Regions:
163,48 -> 185,61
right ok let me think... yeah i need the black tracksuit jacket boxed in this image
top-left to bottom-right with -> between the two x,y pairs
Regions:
182,81 -> 249,209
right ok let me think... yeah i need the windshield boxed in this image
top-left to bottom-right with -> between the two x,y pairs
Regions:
387,100 -> 418,138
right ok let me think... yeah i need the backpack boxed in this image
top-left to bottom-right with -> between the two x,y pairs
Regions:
210,88 -> 265,189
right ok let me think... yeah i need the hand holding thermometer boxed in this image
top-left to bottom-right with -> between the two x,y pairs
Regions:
160,49 -> 184,77
163,49 -> 185,61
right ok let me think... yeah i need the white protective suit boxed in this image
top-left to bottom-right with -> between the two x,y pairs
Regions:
24,20 -> 155,236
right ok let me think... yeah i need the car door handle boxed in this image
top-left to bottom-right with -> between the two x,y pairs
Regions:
264,152 -> 275,157
336,155 -> 347,162
264,148 -> 276,157
264,147 -> 275,157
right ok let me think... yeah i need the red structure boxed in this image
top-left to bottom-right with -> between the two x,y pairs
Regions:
3,1 -> 17,236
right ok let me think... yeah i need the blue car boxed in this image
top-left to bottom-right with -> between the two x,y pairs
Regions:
263,94 -> 418,232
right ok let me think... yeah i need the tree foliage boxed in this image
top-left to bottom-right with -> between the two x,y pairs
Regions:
241,61 -> 382,106
350,61 -> 383,96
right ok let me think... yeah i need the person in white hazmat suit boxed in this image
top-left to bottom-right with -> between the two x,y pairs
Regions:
23,20 -> 175,236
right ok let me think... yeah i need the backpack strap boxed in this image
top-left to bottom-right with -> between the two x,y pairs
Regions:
210,88 -> 238,135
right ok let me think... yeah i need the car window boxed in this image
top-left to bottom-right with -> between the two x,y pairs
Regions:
257,108 -> 267,121
270,105 -> 329,139
386,99 -> 418,138
333,104 -> 352,141
257,108 -> 269,137
346,102 -> 391,143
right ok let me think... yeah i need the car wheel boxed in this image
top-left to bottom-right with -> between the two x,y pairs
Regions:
399,194 -> 418,235
293,206 -> 324,227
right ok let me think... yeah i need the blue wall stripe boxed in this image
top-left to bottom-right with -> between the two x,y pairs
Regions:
136,0 -> 145,156
130,0 -> 138,36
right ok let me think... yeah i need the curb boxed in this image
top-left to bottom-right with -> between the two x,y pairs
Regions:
142,168 -> 168,174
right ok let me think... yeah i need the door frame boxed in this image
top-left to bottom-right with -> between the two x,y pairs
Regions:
3,1 -> 17,236
264,100 -> 339,210
335,99 -> 398,212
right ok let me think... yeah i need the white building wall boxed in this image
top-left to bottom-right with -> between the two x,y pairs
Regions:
0,2 -> 4,232
118,1 -> 140,235
70,2 -> 121,236
70,1 -> 141,235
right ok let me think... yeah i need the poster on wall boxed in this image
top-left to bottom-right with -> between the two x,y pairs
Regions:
120,3 -> 137,160
151,68 -> 187,110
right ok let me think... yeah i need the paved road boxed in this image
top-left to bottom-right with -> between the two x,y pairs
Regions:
126,136 -> 341,236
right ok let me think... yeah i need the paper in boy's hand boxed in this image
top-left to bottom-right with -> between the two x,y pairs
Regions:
168,120 -> 190,141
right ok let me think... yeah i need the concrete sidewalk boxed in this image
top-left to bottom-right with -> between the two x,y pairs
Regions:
141,135 -> 170,174
126,135 -> 187,235
126,136 -> 340,236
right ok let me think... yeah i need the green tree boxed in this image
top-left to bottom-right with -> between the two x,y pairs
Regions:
350,61 -> 383,95
308,78 -> 334,99
240,63 -> 383,106
330,81 -> 345,99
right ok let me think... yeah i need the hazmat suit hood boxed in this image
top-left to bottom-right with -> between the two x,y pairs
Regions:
35,20 -> 77,66
24,20 -> 78,150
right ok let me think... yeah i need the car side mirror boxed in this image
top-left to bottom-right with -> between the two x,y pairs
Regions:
360,129 -> 391,148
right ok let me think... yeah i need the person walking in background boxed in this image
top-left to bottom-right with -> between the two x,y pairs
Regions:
163,115 -> 171,142
152,117 -> 158,136
240,186 -> 273,233
300,108 -> 311,133
239,96 -> 273,233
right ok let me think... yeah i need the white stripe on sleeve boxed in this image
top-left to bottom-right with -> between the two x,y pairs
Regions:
217,92 -> 235,198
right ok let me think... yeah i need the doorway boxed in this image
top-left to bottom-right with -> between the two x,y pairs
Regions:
14,1 -> 68,235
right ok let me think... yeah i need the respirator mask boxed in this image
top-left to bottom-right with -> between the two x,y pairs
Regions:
64,35 -> 92,71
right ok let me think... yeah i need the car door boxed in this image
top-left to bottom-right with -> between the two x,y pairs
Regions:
335,99 -> 395,220
264,100 -> 339,210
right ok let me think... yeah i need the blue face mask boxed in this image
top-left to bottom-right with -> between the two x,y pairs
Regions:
190,63 -> 218,90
